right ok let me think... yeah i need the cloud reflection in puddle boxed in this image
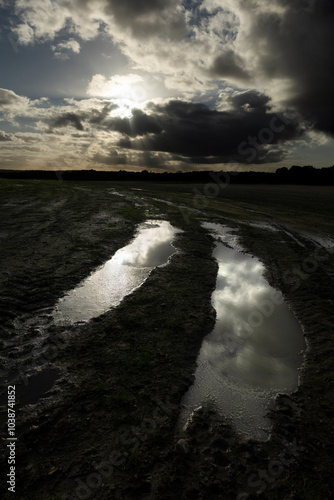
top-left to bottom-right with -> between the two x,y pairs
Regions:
181,223 -> 306,440
53,220 -> 181,325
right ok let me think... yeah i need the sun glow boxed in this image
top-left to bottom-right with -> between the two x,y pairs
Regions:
110,98 -> 143,118
87,73 -> 150,118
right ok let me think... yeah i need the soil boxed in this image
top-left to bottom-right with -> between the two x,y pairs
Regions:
0,179 -> 334,500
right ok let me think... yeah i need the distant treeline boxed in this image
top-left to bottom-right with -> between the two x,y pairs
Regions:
1,165 -> 334,185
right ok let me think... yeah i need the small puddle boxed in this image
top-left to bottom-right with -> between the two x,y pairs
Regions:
0,369 -> 60,411
180,223 -> 306,440
53,220 -> 181,325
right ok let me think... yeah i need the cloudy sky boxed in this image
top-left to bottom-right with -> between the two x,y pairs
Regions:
1,0 -> 334,172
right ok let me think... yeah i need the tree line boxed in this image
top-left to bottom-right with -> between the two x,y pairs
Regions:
0,165 -> 334,185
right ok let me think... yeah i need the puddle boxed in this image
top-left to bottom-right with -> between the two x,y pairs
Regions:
53,220 -> 181,325
180,223 -> 306,440
0,368 -> 60,411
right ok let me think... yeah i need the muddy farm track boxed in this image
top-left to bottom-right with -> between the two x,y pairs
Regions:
1,179 -> 334,500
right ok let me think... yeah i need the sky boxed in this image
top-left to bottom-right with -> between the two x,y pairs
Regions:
1,0 -> 334,172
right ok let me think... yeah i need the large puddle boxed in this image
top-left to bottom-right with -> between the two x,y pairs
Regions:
180,223 -> 306,440
53,220 -> 180,325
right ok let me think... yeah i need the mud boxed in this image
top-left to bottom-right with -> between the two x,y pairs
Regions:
0,179 -> 334,500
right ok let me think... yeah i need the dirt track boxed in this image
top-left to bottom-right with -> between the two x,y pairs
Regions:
1,179 -> 334,499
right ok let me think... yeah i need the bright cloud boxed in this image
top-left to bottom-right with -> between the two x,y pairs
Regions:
51,38 -> 81,59
87,74 -> 143,99
2,0 -> 334,171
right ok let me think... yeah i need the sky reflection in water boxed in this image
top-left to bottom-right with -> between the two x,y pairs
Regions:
181,223 -> 306,440
53,220 -> 180,325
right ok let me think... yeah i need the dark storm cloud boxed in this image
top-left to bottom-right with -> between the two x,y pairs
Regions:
208,50 -> 250,81
106,0 -> 169,17
93,149 -> 128,166
103,0 -> 186,38
66,0 -> 185,40
95,108 -> 163,136
88,103 -> 118,124
4,0 -> 334,170
92,148 -> 175,169
112,98 -> 303,164
227,90 -> 271,112
246,0 -> 334,136
52,112 -> 84,131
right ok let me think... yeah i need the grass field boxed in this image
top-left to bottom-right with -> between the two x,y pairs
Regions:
1,178 -> 334,499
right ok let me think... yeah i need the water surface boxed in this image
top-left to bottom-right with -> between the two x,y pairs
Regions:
181,223 -> 306,440
53,220 -> 180,325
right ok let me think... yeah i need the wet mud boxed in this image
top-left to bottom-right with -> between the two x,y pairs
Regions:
0,179 -> 334,500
